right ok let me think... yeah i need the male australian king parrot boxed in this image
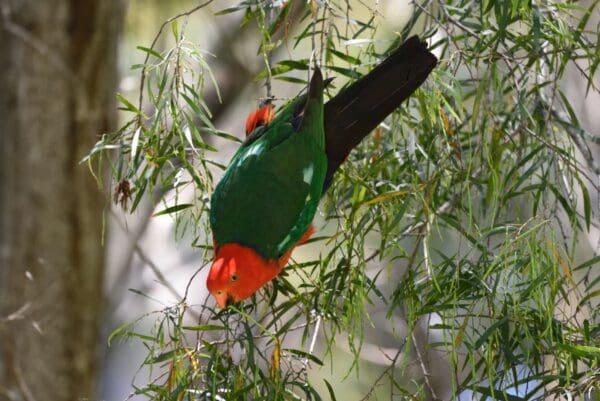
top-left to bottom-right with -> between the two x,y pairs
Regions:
207,36 -> 437,308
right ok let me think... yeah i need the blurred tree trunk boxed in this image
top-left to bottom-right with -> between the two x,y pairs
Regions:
0,1 -> 122,400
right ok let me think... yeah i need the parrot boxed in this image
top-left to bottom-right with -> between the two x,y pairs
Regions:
207,36 -> 437,308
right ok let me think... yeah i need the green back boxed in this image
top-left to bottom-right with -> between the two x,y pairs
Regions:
210,71 -> 326,260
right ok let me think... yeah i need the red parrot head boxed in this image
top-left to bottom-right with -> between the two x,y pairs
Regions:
245,99 -> 274,136
206,243 -> 283,308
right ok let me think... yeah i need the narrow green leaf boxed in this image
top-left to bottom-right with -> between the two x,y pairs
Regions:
108,322 -> 134,346
116,93 -> 142,115
474,317 -> 508,349
145,349 -> 180,364
329,48 -> 361,65
137,46 -> 164,61
275,76 -> 308,84
323,379 -> 337,401
574,255 -> 600,271
214,6 -> 246,15
284,349 -> 324,366
171,20 -> 179,41
558,343 -> 600,359
152,203 -> 194,217
469,386 -> 525,401
328,66 -> 361,79
577,289 -> 600,308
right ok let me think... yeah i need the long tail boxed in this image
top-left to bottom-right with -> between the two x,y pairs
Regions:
323,36 -> 437,191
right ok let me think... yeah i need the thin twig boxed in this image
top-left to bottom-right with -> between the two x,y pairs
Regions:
422,214 -> 432,278
134,243 -> 184,302
264,2 -> 274,99
308,315 -> 321,355
365,196 -> 456,263
359,344 -> 405,401
412,330 -> 439,400
13,361 -> 38,401
137,0 -> 215,118
0,303 -> 31,323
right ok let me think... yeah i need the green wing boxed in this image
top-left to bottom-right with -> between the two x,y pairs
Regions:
210,71 -> 326,260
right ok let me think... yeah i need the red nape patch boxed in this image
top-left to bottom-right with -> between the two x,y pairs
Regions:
245,104 -> 274,136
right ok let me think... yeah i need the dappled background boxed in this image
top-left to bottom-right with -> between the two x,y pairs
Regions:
1,1 -> 599,400
100,1 -> 600,400
102,1 -> 430,399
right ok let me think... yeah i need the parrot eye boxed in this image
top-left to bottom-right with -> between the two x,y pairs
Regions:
216,290 -> 222,295
230,274 -> 238,282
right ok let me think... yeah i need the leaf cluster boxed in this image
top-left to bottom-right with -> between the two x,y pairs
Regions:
89,0 -> 600,400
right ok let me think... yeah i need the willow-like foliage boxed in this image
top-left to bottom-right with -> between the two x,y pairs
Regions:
88,1 -> 600,400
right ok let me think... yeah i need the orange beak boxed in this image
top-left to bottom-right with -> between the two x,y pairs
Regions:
207,243 -> 286,309
214,292 -> 228,309
214,293 -> 236,309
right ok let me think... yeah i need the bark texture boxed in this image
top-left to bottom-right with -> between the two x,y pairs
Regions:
0,1 -> 123,400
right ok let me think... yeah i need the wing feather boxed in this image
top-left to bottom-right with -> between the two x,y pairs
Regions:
211,122 -> 326,260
